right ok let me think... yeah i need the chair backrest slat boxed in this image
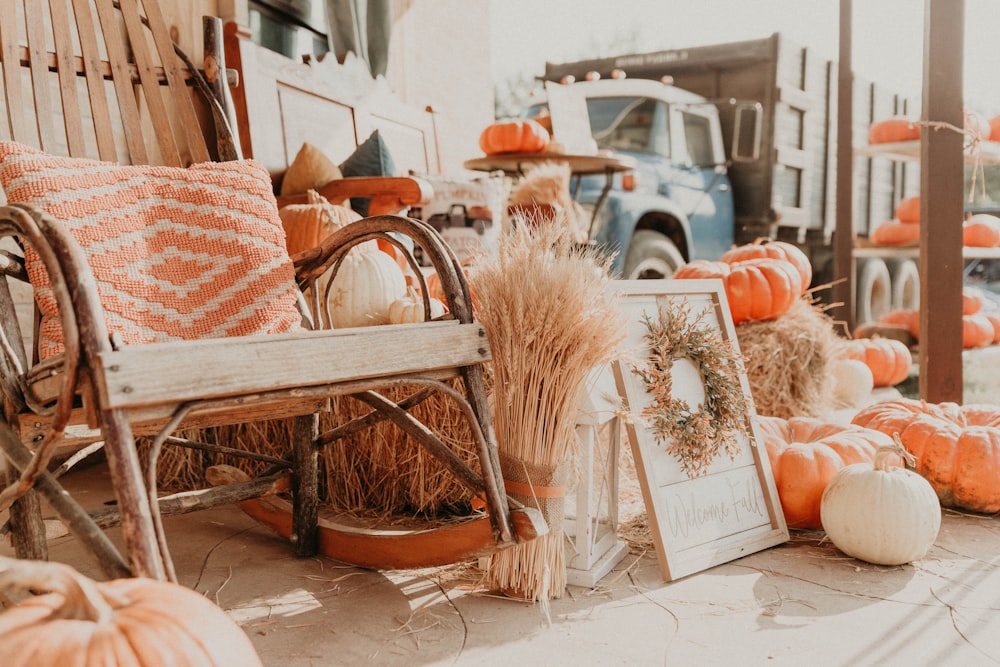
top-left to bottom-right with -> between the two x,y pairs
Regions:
70,0 -> 118,161
0,2 -> 26,144
48,0 -> 87,157
93,0 -> 151,164
0,0 -> 232,167
23,2 -> 60,151
141,0 -> 211,164
116,0 -> 183,166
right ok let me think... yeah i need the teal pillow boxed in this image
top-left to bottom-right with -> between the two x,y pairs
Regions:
339,130 -> 397,216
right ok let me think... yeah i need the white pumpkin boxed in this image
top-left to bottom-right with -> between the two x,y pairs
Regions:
323,248 -> 407,328
830,358 -> 874,408
388,286 -> 447,324
820,442 -> 940,565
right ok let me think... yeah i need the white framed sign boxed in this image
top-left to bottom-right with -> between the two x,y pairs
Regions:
611,279 -> 788,581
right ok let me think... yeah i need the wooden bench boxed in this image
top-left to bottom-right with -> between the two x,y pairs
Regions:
0,0 -> 543,582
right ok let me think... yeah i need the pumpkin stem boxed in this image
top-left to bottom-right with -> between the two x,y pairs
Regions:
875,435 -> 917,472
0,556 -> 123,623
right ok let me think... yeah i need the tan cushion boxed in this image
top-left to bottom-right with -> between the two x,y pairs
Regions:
0,141 -> 304,359
280,142 -> 344,196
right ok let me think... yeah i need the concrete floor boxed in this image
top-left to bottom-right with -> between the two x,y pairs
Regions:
3,458 -> 999,667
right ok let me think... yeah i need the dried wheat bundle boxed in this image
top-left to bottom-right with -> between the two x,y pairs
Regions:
735,298 -> 840,419
472,218 -> 626,601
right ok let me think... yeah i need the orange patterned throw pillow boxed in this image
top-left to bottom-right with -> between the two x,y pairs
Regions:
0,142 -> 303,358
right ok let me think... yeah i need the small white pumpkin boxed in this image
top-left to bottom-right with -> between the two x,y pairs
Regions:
323,247 -> 407,328
388,286 -> 447,324
830,358 -> 874,408
820,441 -> 941,565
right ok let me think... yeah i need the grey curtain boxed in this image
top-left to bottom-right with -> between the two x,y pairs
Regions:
325,0 -> 392,76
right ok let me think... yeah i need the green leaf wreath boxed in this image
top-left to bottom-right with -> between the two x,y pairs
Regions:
633,299 -> 749,478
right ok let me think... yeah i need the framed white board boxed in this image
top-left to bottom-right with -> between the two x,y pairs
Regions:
611,279 -> 788,581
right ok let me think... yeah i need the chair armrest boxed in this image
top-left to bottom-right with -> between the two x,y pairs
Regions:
275,176 -> 433,216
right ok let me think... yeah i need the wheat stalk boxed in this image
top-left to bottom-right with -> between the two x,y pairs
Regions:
472,217 -> 627,600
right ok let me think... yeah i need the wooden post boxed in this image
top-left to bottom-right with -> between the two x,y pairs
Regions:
833,0 -> 855,330
919,0 -> 965,403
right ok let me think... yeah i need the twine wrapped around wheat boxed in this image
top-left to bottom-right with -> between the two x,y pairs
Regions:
472,218 -> 626,601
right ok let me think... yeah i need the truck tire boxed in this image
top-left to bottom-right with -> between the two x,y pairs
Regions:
891,259 -> 920,311
623,230 -> 685,279
856,258 -> 892,325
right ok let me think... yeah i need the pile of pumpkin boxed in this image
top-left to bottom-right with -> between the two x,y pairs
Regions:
278,190 -> 447,327
868,110 -> 1000,248
869,195 -> 1000,248
670,238 -> 1000,567
760,396 -> 1000,565
867,286 -> 1000,351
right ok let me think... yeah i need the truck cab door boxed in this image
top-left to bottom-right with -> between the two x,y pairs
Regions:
664,105 -> 736,261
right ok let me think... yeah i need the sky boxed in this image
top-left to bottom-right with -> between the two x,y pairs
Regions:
489,0 -> 1000,116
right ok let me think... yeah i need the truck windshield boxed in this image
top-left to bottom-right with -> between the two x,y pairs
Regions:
586,96 -> 670,157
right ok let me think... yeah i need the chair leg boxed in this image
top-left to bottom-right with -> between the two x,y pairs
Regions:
291,413 -> 319,557
5,483 -> 47,561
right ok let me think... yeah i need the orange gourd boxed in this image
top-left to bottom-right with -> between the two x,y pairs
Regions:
870,219 -> 920,246
962,286 -> 984,315
673,257 -> 801,324
963,312 -> 995,348
991,114 -> 1000,142
839,337 -> 911,387
756,416 -> 893,529
987,312 -> 1000,344
0,557 -> 263,667
963,213 -> 1000,248
852,399 -> 1000,513
868,117 -> 920,144
877,308 -> 920,335
895,195 -> 920,223
479,119 -> 550,155
718,238 -> 812,293
278,190 -> 364,255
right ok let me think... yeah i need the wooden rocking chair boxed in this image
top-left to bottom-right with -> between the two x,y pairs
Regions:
0,0 -> 543,582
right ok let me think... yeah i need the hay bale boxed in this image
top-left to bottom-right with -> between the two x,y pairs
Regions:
736,298 -> 840,419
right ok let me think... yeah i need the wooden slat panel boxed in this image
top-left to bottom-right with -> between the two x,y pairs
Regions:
116,0 -> 180,166
0,3 -> 27,142
23,1 -> 59,151
71,0 -> 118,161
49,0 -> 86,156
93,0 -> 148,164
93,321 -> 490,410
141,0 -> 210,164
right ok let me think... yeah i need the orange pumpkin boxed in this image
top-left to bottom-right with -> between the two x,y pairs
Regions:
718,238 -> 812,293
839,337 -> 911,387
991,114 -> 1000,142
0,557 -> 263,667
986,312 -> 1000,344
877,308 -> 920,334
963,213 -> 1000,248
673,257 -> 801,324
895,195 -> 920,223
479,119 -> 550,155
962,287 -> 984,315
868,117 -> 920,144
963,312 -> 995,348
852,399 -> 1000,513
756,416 -> 893,529
870,219 -> 920,246
278,190 -> 363,255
